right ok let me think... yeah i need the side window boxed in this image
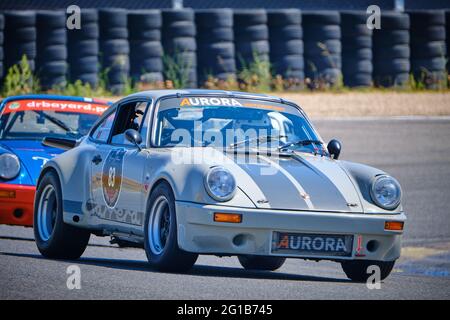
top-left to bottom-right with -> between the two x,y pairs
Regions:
91,111 -> 116,142
110,101 -> 149,146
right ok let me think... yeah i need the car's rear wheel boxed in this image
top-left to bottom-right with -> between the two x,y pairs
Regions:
341,260 -> 396,282
34,171 -> 90,259
238,255 -> 286,271
144,182 -> 198,272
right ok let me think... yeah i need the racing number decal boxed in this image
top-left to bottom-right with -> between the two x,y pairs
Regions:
102,148 -> 126,208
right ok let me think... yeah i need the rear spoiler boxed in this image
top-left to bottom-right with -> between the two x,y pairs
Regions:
42,137 -> 78,150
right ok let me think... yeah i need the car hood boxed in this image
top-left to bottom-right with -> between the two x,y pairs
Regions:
223,151 -> 363,213
0,140 -> 63,184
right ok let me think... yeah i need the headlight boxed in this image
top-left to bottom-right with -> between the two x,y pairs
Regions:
204,166 -> 236,202
0,153 -> 21,180
370,175 -> 401,210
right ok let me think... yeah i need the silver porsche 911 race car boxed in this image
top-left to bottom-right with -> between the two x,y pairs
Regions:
34,90 -> 405,282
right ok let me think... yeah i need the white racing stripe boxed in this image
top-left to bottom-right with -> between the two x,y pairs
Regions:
257,155 -> 315,210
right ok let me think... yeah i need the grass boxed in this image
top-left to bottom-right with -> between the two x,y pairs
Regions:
1,54 -> 449,100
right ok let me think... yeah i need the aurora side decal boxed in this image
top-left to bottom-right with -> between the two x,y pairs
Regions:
86,199 -> 144,226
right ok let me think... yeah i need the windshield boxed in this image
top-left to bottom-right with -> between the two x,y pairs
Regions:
154,96 -> 325,154
0,99 -> 108,140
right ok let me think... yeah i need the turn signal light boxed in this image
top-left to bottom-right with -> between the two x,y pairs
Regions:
385,221 -> 404,231
214,213 -> 242,223
0,190 -> 15,198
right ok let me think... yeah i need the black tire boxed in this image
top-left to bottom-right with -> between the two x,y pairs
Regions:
98,8 -> 127,28
197,27 -> 233,42
34,171 -> 90,260
162,9 -> 195,24
195,9 -> 233,28
305,25 -> 341,41
234,10 -> 267,26
341,260 -> 396,282
269,25 -> 303,40
164,21 -> 196,37
270,39 -> 303,55
267,9 -> 301,26
235,24 -> 268,41
374,30 -> 409,45
379,12 -> 409,30
411,41 -> 446,58
303,11 -> 340,25
238,255 -> 286,271
128,10 -> 162,30
144,182 -> 198,272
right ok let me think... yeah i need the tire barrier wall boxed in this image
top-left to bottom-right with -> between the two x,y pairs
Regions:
67,9 -> 99,87
303,11 -> 341,87
0,9 -> 449,91
36,11 -> 67,90
162,9 -> 197,88
128,10 -> 163,84
447,11 -> 450,75
373,12 -> 410,87
341,11 -> 373,87
0,14 -> 4,78
4,11 -> 36,72
234,10 -> 270,70
99,8 -> 130,94
268,9 -> 304,86
196,9 -> 236,85
409,10 -> 447,89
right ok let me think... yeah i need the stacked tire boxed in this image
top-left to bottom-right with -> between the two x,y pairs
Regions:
67,9 -> 99,88
234,9 -> 270,70
195,9 -> 236,86
99,8 -> 130,94
303,11 -> 342,88
36,11 -> 67,90
162,9 -> 197,88
409,10 -> 447,89
128,10 -> 163,84
4,11 -> 36,72
341,11 -> 372,87
373,12 -> 410,87
268,9 -> 304,88
0,14 -> 4,79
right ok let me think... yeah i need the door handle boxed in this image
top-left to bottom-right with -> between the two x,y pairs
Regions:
92,154 -> 102,165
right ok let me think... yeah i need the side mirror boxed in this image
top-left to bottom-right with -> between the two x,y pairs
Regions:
327,139 -> 341,160
125,129 -> 142,150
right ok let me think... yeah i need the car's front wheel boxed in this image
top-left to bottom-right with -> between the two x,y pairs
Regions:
144,182 -> 198,272
341,260 -> 396,282
34,171 -> 90,259
238,255 -> 286,271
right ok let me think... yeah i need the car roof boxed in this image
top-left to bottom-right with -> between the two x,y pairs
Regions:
123,89 -> 296,106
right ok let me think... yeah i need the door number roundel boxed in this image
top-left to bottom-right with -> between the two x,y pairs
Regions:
102,148 -> 126,208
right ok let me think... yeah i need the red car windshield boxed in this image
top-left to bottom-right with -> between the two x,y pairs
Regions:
0,99 -> 108,140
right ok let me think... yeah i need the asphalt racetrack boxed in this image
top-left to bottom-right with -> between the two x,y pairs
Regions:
1,118 -> 450,299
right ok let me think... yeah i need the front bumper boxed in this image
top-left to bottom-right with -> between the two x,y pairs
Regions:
0,183 -> 35,227
176,201 -> 406,262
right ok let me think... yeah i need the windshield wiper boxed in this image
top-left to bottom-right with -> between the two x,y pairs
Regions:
229,135 -> 287,149
278,139 -> 323,151
33,111 -> 78,136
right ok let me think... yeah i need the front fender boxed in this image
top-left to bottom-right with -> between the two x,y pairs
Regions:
339,160 -> 404,214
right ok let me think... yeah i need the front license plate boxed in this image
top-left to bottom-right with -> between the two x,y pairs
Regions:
271,232 -> 354,257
